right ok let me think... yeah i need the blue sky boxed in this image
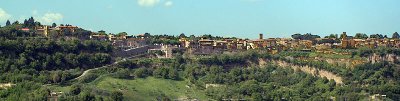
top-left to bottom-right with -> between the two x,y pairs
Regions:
0,0 -> 399,39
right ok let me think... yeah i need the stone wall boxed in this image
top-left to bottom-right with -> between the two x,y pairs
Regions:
112,45 -> 161,58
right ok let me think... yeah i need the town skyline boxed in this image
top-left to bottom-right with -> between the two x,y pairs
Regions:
1,0 -> 400,39
2,1 -> 400,100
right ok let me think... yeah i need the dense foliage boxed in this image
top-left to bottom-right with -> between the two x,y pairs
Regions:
100,50 -> 400,100
1,19 -> 400,100
0,24 -> 114,100
291,33 -> 321,40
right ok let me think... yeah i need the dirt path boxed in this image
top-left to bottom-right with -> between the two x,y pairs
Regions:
73,54 -> 145,80
74,68 -> 100,80
73,60 -> 123,80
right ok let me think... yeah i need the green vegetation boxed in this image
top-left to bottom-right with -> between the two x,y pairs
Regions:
96,77 -> 208,100
291,33 -> 321,40
1,18 -> 400,100
0,19 -> 114,100
1,45 -> 400,101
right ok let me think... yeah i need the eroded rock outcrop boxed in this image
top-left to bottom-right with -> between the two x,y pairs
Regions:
368,53 -> 399,64
259,59 -> 343,84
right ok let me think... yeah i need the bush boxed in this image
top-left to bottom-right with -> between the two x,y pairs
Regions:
70,84 -> 82,95
133,68 -> 148,78
112,69 -> 131,79
79,73 -> 98,83
110,91 -> 123,101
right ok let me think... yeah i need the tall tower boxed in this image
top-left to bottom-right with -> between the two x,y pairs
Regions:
341,32 -> 347,40
259,33 -> 263,40
44,26 -> 49,37
341,32 -> 348,48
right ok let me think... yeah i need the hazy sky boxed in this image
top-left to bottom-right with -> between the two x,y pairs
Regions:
0,0 -> 399,39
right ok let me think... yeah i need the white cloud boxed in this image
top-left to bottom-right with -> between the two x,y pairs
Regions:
32,10 -> 38,15
36,13 -> 63,25
0,8 -> 11,22
164,1 -> 173,7
138,0 -> 160,7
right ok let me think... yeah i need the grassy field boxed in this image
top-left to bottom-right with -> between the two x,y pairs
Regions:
94,77 -> 208,100
47,76 -> 209,100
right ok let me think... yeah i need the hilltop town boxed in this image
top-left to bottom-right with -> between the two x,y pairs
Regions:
6,18 -> 400,58
1,18 -> 400,100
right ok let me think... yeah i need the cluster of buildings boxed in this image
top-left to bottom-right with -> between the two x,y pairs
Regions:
90,32 -> 149,50
20,25 -> 152,56
178,32 -> 400,55
20,25 -> 79,37
21,24 -> 400,56
179,34 -> 315,55
340,32 -> 400,49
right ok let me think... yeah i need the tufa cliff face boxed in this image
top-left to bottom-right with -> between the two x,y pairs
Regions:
368,53 -> 399,64
258,59 -> 343,84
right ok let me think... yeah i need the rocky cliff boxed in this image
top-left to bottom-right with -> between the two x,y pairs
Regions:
368,53 -> 399,64
258,59 -> 343,84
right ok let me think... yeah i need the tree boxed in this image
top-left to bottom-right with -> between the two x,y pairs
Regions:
291,33 -> 320,40
117,32 -> 128,37
6,20 -> 11,26
168,68 -> 179,80
52,71 -> 61,83
144,33 -> 151,38
370,34 -> 384,39
392,32 -> 399,39
48,30 -> 59,38
52,23 -> 57,27
23,19 -> 28,27
153,67 -> 169,79
292,33 -> 302,39
98,30 -> 107,35
340,32 -> 347,39
189,35 -> 196,40
12,21 -> 19,25
111,91 -> 123,101
179,33 -> 187,38
113,69 -> 130,79
22,17 -> 35,27
70,84 -> 82,95
80,91 -> 95,101
324,34 -> 338,39
134,68 -> 148,78
354,33 -> 368,39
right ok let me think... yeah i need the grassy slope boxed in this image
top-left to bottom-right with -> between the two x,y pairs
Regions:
48,75 -> 209,101
94,77 -> 208,101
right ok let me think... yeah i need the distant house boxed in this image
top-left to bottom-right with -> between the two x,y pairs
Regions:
36,25 -> 52,37
126,38 -> 147,48
57,26 -> 78,33
20,28 -> 30,32
90,34 -> 108,41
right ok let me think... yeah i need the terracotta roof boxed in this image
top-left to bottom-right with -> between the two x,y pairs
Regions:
20,28 -> 30,31
58,26 -> 78,28
199,39 -> 214,42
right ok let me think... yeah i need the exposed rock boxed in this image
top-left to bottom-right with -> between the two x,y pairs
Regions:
259,59 -> 343,84
368,53 -> 398,63
205,84 -> 223,89
0,83 -> 16,89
